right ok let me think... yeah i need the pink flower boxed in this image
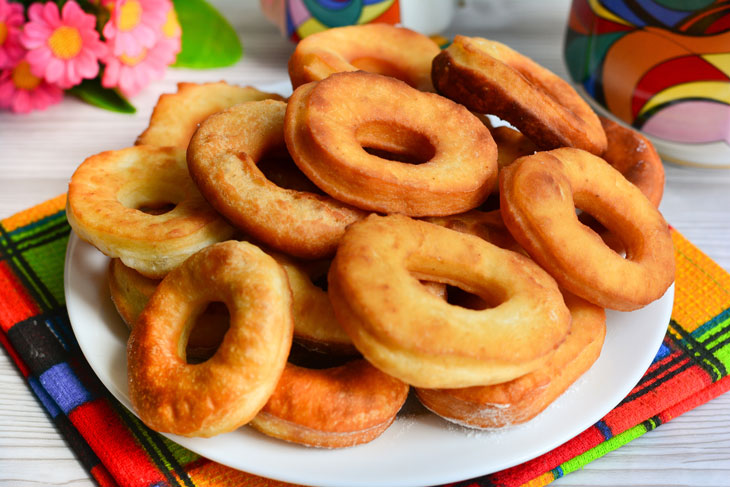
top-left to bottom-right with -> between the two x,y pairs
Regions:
0,58 -> 64,113
21,1 -> 107,89
101,35 -> 175,97
158,2 -> 181,62
101,2 -> 179,97
0,0 -> 25,69
103,0 -> 168,58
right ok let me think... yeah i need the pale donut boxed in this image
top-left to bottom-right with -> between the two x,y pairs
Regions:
67,145 -> 235,278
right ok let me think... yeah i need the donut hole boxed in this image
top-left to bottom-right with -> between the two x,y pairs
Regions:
117,184 -> 183,216
444,284 -> 504,310
136,202 -> 177,215
183,301 -> 230,364
574,201 -> 629,258
349,57 -> 415,87
257,146 -> 325,195
356,121 -> 435,165
310,272 -> 328,292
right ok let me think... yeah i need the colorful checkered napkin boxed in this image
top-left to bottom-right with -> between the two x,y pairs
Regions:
2,195 -> 729,487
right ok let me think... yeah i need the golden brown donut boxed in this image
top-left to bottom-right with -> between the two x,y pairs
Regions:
432,35 -> 607,155
136,81 -> 284,149
108,253 -> 356,356
249,359 -> 409,448
127,241 -> 294,438
109,258 -> 230,360
416,292 -> 606,429
285,72 -> 498,217
600,116 -> 664,207
500,148 -> 675,311
187,99 -> 367,259
328,214 -> 571,389
288,23 -> 440,91
67,145 -> 235,278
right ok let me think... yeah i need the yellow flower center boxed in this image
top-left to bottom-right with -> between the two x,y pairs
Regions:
120,49 -> 147,66
12,61 -> 42,91
48,26 -> 82,60
0,21 -> 8,46
119,1 -> 142,31
162,8 -> 181,38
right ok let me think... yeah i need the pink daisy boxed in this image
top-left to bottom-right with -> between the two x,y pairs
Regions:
0,58 -> 64,113
158,2 -> 181,62
101,34 -> 176,97
103,0 -> 168,58
0,0 -> 25,69
21,1 -> 107,89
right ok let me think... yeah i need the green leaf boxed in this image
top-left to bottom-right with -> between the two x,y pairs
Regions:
67,78 -> 136,114
172,0 -> 243,68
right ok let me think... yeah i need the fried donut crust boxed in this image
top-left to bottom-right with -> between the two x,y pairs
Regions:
67,145 -> 235,278
136,81 -> 284,149
600,116 -> 664,207
109,253 -> 355,357
416,292 -> 605,429
328,214 -> 571,389
188,99 -> 367,259
432,36 -> 607,154
109,258 -> 230,360
285,72 -> 498,216
288,23 -> 440,91
500,148 -> 675,311
249,359 -> 409,448
127,241 -> 294,438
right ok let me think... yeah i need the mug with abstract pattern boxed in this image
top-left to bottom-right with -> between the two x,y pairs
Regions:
260,0 -> 455,40
564,0 -> 730,168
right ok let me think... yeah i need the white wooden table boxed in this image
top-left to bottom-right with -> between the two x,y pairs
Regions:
1,1 -> 729,486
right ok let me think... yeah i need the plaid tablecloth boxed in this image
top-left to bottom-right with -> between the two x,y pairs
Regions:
1,194 -> 729,487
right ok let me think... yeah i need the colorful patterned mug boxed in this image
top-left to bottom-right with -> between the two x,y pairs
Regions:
564,0 -> 730,168
260,0 -> 455,41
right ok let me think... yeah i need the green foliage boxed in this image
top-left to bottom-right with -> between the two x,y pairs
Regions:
172,0 -> 243,68
67,78 -> 136,114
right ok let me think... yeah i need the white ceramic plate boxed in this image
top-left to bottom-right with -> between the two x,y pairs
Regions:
64,232 -> 674,487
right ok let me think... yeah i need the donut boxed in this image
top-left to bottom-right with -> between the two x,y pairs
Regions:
127,241 -> 293,438
285,71 -> 498,216
109,252 -> 356,357
600,116 -> 664,207
327,213 -> 571,389
136,81 -> 284,149
109,258 -> 229,360
500,148 -> 675,311
288,23 -> 440,91
187,99 -> 367,259
416,292 -> 606,429
432,35 -> 607,154
249,358 -> 409,448
67,145 -> 235,278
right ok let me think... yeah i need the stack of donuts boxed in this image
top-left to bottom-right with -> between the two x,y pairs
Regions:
66,24 -> 675,447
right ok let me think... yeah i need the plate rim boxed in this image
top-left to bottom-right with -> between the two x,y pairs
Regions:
64,231 -> 674,487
